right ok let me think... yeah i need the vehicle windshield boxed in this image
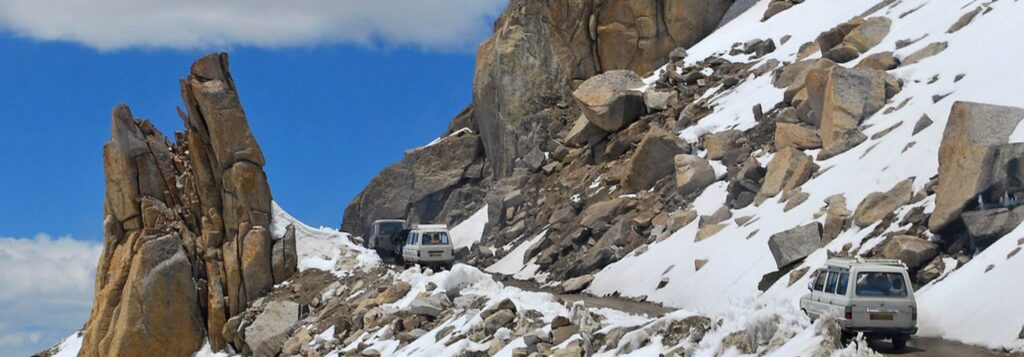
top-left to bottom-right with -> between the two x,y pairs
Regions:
855,272 -> 908,297
377,222 -> 403,236
421,232 -> 450,245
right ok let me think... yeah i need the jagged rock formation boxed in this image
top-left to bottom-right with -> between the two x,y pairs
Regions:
80,53 -> 297,356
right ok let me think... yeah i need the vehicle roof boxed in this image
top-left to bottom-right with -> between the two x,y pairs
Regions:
372,219 -> 407,224
411,224 -> 449,232
824,257 -> 909,271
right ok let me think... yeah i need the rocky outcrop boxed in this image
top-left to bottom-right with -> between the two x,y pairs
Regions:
341,130 -> 485,236
473,0 -> 734,177
81,53 -> 297,356
929,101 -> 1024,233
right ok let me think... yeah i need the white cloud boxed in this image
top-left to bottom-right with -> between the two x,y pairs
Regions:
0,234 -> 100,356
0,0 -> 507,51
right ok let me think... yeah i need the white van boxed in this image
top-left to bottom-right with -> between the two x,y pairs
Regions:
800,258 -> 917,350
399,224 -> 455,269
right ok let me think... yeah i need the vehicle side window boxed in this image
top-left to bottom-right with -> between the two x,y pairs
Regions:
813,270 -> 827,291
836,272 -> 849,295
408,233 -> 419,245
825,271 -> 839,294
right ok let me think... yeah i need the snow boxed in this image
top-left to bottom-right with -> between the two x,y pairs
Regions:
588,0 -> 1024,351
485,230 -> 547,277
49,332 -> 83,357
449,205 -> 488,249
272,201 -> 380,276
916,225 -> 1024,351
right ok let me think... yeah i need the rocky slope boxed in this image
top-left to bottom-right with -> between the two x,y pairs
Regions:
78,53 -> 298,356
342,0 -> 740,236
341,0 -> 1024,354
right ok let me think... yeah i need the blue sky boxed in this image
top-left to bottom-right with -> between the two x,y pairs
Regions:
0,0 -> 506,354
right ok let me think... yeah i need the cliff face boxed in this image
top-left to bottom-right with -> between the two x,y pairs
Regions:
343,0 -> 735,235
81,53 -> 297,356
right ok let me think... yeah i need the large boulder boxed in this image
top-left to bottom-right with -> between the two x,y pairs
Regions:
675,154 -> 717,196
768,222 -> 823,268
757,147 -> 818,202
843,17 -> 891,53
809,66 -> 892,153
961,206 -> 1024,240
823,195 -> 852,243
775,123 -> 822,150
473,0 -> 733,177
82,53 -> 297,356
573,70 -> 647,132
929,102 -> 1024,233
622,127 -> 688,192
244,301 -> 299,357
853,178 -> 914,228
879,235 -> 939,269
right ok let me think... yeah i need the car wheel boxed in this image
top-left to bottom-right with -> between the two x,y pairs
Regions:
891,336 -> 908,350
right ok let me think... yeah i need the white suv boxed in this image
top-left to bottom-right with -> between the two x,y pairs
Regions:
800,258 -> 917,350
398,224 -> 455,269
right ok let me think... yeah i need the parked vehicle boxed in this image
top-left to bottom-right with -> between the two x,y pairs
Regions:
800,258 -> 917,350
366,219 -> 406,257
396,224 -> 454,269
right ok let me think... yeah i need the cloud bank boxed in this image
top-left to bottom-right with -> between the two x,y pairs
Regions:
0,234 -> 100,356
0,0 -> 507,51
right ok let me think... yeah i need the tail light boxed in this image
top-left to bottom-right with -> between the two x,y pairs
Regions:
912,306 -> 917,320
844,306 -> 853,320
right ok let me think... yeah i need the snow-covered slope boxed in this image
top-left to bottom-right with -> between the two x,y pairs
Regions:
272,201 -> 381,276
582,0 -> 1024,351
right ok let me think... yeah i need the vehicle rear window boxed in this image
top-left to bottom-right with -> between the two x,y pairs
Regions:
836,272 -> 849,295
422,232 -> 450,245
855,272 -> 908,297
378,222 -> 403,236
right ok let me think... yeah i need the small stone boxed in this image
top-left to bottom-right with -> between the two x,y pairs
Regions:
912,114 -> 933,135
902,42 -> 948,66
694,259 -> 709,271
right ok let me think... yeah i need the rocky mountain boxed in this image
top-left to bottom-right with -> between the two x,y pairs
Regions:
42,0 -> 1024,356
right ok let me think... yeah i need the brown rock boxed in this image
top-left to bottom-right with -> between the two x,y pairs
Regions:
823,195 -> 852,243
757,147 -> 818,202
377,281 -> 412,305
843,17 -> 891,52
573,70 -> 647,132
855,51 -> 900,71
854,178 -> 914,228
880,235 -> 939,269
811,66 -> 891,152
763,1 -> 794,21
623,127 -> 688,192
674,154 -> 717,196
81,235 -> 205,357
775,123 -> 822,150
704,130 -> 743,160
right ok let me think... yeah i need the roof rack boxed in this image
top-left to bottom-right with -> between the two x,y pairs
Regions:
827,257 -> 906,267
412,223 -> 449,230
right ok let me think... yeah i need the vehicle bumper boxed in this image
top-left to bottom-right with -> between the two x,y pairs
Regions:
842,326 -> 917,337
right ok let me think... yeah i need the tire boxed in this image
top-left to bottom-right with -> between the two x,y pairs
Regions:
891,336 -> 908,350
